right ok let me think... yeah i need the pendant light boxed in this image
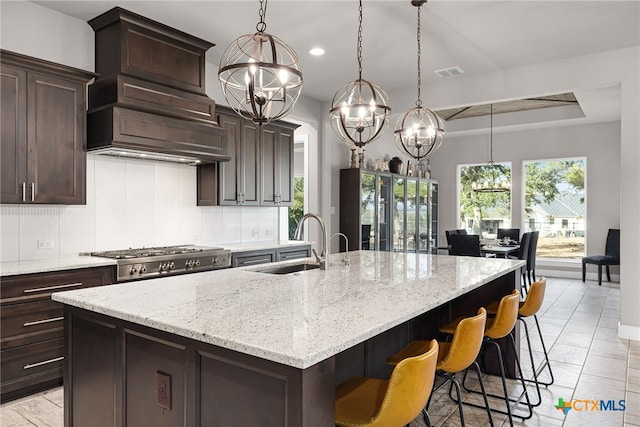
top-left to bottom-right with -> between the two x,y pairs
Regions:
394,0 -> 445,170
472,104 -> 511,193
329,0 -> 391,158
218,0 -> 303,125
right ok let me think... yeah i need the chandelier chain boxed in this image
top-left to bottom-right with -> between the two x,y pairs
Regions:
357,0 -> 363,80
416,4 -> 422,106
256,0 -> 267,33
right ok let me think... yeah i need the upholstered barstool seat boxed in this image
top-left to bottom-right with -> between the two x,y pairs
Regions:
387,308 -> 494,427
486,278 -> 553,406
335,339 -> 439,427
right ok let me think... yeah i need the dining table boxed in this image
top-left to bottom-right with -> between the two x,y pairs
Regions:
481,244 -> 520,258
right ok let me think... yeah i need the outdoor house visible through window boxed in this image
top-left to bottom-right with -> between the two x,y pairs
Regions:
523,158 -> 586,259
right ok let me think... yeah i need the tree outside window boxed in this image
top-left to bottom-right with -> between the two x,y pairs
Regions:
458,163 -> 512,237
523,158 -> 585,259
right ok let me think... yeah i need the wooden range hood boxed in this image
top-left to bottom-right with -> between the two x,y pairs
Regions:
87,7 -> 230,165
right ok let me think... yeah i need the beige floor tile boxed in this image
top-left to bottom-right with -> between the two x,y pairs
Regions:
595,326 -> 626,343
625,391 -> 640,425
1,406 -> 30,427
557,331 -> 594,349
549,343 -> 589,366
589,337 -> 628,360
563,408 -> 625,427
628,368 -> 640,394
574,373 -> 626,397
26,407 -> 63,427
3,396 -> 58,420
41,388 -> 63,408
582,353 -> 627,381
598,316 -> 620,329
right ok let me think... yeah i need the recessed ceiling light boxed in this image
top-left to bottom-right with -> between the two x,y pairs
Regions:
308,47 -> 325,56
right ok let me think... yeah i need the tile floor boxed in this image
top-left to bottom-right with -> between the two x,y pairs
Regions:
1,277 -> 638,427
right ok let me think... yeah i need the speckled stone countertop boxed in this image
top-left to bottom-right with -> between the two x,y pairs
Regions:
0,256 -> 117,276
0,241 -> 309,277
52,251 -> 525,369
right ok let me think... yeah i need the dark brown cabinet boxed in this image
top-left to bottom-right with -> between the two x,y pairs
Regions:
0,50 -> 95,205
231,245 -> 311,268
197,107 -> 298,206
0,266 -> 114,402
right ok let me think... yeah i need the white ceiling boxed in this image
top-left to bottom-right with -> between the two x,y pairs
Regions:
31,0 -> 640,127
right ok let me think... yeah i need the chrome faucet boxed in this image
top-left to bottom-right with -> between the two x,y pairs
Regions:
331,232 -> 350,266
294,213 -> 328,270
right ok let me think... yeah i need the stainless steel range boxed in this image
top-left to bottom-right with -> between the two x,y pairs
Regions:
90,245 -> 231,282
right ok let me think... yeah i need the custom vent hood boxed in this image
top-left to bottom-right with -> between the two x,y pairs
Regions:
86,7 -> 230,165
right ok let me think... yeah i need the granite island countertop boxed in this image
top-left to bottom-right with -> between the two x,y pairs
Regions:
52,251 -> 525,369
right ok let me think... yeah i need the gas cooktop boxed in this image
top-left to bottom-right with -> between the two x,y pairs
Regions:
90,245 -> 231,282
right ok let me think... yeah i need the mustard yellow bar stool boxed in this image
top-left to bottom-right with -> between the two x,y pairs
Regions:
335,339 -> 439,427
386,308 -> 494,427
487,277 -> 553,407
440,289 -> 532,426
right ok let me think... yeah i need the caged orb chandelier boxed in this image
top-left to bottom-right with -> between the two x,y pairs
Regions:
394,0 -> 445,171
218,0 -> 303,125
472,104 -> 511,193
329,0 -> 391,152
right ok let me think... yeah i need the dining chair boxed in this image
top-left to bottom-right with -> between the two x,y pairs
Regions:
497,228 -> 520,242
510,232 -> 532,291
445,229 -> 467,245
526,231 -> 539,288
582,228 -> 620,286
449,234 -> 481,257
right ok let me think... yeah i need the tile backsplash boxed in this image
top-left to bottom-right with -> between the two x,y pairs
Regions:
0,155 -> 279,262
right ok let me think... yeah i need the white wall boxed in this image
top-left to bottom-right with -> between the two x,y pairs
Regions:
0,155 -> 280,262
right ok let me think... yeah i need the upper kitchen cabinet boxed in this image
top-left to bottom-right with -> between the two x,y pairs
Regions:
197,107 -> 299,206
1,51 -> 96,205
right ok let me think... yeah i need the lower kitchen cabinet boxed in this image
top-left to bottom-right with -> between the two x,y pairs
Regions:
231,245 -> 311,268
0,266 -> 114,402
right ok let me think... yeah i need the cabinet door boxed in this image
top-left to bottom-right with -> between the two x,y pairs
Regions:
276,126 -> 294,205
27,72 -> 86,204
240,121 -> 260,205
217,112 -> 242,205
0,64 -> 27,203
260,125 -> 277,205
259,124 -> 294,206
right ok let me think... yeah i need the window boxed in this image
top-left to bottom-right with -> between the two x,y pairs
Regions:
523,158 -> 586,259
458,162 -> 512,238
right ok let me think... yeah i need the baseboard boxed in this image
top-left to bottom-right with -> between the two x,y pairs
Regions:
618,322 -> 640,341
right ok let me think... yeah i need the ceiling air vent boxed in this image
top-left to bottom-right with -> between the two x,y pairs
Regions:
434,66 -> 465,78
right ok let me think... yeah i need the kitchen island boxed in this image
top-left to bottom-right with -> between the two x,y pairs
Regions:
53,251 -> 524,427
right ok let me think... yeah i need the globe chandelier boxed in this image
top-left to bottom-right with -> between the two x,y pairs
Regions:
218,0 -> 303,125
394,0 -> 445,177
329,0 -> 391,167
472,104 -> 511,193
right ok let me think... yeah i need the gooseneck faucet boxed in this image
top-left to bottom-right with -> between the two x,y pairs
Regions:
294,213 -> 328,270
331,232 -> 350,266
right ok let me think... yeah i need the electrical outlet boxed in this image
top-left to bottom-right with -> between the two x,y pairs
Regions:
37,240 -> 54,249
156,371 -> 171,410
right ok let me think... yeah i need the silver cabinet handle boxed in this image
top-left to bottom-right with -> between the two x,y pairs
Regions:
24,356 -> 64,370
31,182 -> 35,202
24,282 -> 83,294
239,258 -> 271,265
21,182 -> 26,202
23,316 -> 64,327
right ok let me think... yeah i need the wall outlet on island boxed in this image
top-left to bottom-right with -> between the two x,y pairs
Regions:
37,240 -> 54,249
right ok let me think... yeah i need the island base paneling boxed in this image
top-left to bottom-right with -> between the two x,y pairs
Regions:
63,307 -> 335,427
63,268 -> 520,426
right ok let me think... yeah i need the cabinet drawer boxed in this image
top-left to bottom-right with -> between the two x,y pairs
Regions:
1,300 -> 63,350
1,338 -> 64,396
277,248 -> 311,261
1,266 -> 113,303
232,251 -> 276,267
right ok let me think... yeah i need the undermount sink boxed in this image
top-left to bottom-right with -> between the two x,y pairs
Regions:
257,263 -> 320,275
